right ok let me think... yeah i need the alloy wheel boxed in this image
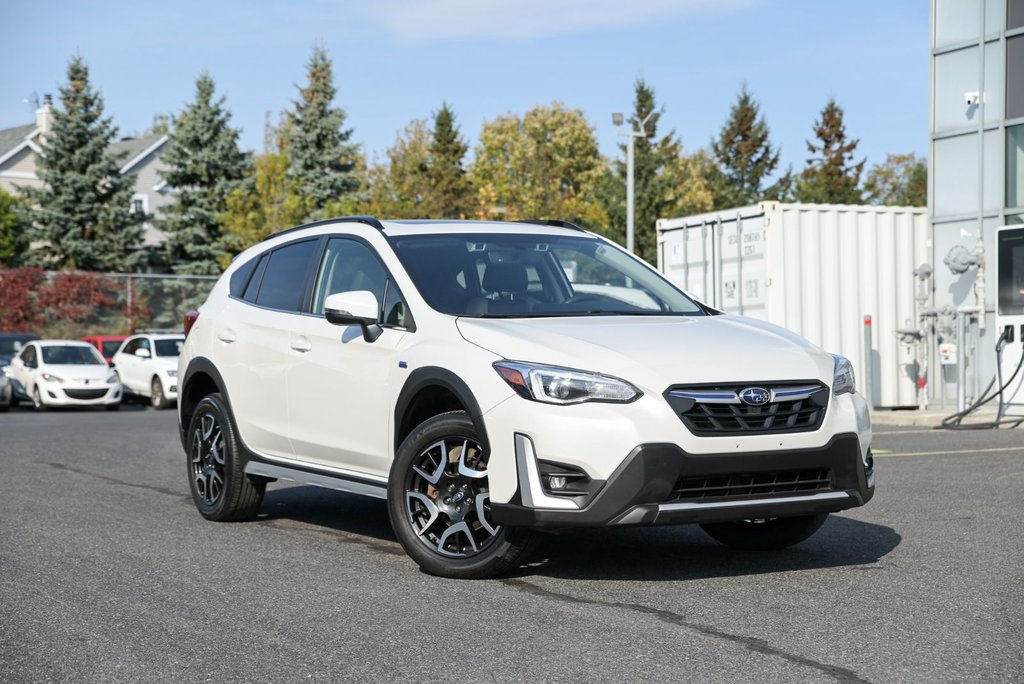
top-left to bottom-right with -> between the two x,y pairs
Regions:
151,379 -> 163,408
404,437 -> 500,558
191,412 -> 226,505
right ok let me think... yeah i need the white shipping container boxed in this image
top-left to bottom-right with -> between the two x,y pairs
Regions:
656,202 -> 930,409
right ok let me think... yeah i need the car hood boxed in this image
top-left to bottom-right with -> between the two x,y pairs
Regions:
42,364 -> 112,381
456,314 -> 835,391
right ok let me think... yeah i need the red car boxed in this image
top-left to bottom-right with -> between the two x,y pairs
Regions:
81,335 -> 128,365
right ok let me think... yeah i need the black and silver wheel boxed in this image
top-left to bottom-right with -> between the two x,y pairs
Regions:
700,513 -> 828,551
150,377 -> 169,409
388,411 -> 535,578
31,385 -> 46,412
186,393 -> 265,521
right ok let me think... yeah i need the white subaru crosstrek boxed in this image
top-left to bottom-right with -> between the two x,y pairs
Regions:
178,217 -> 874,578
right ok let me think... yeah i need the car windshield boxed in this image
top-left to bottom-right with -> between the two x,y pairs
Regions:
101,340 -> 123,357
390,233 -> 705,318
154,339 -> 184,357
41,345 -> 105,365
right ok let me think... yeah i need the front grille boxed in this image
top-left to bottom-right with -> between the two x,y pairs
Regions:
64,388 -> 108,400
671,468 -> 832,502
665,382 -> 828,435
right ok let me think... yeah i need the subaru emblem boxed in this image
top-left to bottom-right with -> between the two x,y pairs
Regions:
739,387 -> 771,406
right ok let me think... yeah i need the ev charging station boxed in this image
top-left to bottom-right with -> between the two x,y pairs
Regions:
995,226 -> 1024,417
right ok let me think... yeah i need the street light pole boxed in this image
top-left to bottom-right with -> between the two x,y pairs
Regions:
613,111 -> 658,255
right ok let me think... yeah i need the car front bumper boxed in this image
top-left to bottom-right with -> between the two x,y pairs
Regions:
490,431 -> 873,527
39,382 -> 122,406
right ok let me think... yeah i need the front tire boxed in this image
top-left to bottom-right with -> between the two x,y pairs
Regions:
388,411 -> 535,579
186,393 -> 265,521
31,385 -> 47,412
700,513 -> 828,551
150,377 -> 170,409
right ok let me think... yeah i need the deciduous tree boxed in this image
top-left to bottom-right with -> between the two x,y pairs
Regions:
863,153 -> 927,206
0,188 -> 28,266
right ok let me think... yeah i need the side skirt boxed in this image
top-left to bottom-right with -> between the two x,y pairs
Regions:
244,460 -> 388,500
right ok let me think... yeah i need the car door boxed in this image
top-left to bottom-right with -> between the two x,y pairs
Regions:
214,238 -> 321,460
8,344 -> 36,396
286,235 -> 411,478
115,338 -> 139,391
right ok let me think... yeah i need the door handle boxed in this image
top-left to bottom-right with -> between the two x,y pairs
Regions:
290,336 -> 312,353
217,329 -> 236,344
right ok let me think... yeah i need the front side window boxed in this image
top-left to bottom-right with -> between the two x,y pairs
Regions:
154,339 -> 184,357
101,340 -> 123,358
41,345 -> 105,365
20,345 -> 35,364
312,238 -> 389,314
255,239 -> 319,311
391,233 -> 704,318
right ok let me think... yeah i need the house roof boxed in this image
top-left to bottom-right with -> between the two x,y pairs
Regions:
0,123 -> 38,162
0,124 -> 168,173
111,132 -> 168,171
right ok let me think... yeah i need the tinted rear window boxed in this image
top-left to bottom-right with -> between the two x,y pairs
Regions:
255,240 -> 319,311
229,257 -> 259,298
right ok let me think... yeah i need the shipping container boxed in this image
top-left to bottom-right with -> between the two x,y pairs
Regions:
656,202 -> 930,409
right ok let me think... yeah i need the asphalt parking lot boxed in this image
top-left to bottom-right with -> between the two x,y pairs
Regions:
1,405 -> 1021,683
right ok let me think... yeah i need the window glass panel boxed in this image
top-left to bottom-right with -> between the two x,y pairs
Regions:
382,280 -> 409,327
242,254 -> 268,302
934,134 -> 980,216
312,238 -> 388,314
229,257 -> 258,298
934,47 -> 980,132
985,42 -> 1003,124
934,0 -> 980,48
255,240 -> 319,311
987,0 -> 1004,33
1008,36 -> 1024,120
1010,0 -> 1024,30
1008,125 -> 1024,208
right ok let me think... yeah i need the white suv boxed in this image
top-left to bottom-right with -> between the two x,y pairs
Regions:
113,333 -> 184,409
178,217 -> 874,578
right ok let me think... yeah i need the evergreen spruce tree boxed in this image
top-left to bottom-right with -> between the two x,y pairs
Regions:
21,57 -> 144,271
160,73 -> 249,275
427,103 -> 472,218
794,99 -> 865,204
0,188 -> 28,266
709,86 -> 781,209
285,47 -> 361,219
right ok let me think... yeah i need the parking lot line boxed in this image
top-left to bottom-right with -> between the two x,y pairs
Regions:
874,446 -> 1024,458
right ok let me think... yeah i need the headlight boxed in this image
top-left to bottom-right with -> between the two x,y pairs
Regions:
165,369 -> 178,377
106,372 -> 119,384
41,372 -> 64,384
831,354 -> 856,395
493,361 -> 641,405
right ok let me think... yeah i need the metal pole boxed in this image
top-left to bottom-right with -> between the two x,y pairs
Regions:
626,134 -> 635,255
956,311 -> 966,412
863,315 -> 873,409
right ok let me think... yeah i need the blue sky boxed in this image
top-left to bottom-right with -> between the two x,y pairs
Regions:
0,0 -> 928,178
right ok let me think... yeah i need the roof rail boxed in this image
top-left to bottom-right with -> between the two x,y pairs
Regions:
261,215 -> 386,243
519,219 -> 587,233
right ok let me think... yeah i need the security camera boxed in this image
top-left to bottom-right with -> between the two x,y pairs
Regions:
965,91 -> 980,106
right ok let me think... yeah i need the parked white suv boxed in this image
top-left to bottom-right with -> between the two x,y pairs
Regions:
113,333 -> 184,409
178,217 -> 874,578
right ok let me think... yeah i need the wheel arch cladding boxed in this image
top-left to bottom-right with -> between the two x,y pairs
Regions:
394,367 -> 489,453
179,357 -> 229,449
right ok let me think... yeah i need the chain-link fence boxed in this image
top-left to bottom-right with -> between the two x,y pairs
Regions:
0,268 -> 217,337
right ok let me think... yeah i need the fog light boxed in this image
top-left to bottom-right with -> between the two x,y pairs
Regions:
547,475 -> 567,490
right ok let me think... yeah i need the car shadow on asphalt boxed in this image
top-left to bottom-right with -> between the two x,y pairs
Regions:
257,485 -> 901,581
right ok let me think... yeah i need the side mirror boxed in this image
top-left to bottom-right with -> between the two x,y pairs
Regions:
324,291 -> 382,343
135,348 -> 151,359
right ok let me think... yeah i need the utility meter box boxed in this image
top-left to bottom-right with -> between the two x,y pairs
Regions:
995,226 -> 1024,416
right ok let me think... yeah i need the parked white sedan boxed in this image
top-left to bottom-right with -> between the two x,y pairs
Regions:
112,333 -> 184,409
5,340 -> 122,411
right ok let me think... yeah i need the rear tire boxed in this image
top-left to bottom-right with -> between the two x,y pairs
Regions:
186,393 -> 265,521
700,513 -> 828,551
388,411 -> 536,579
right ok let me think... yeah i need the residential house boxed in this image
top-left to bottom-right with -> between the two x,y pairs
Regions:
0,96 -> 172,247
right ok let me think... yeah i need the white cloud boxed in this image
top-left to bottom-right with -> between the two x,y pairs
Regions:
364,0 -> 754,42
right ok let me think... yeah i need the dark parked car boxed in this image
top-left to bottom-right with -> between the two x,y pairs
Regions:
0,332 -> 39,367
